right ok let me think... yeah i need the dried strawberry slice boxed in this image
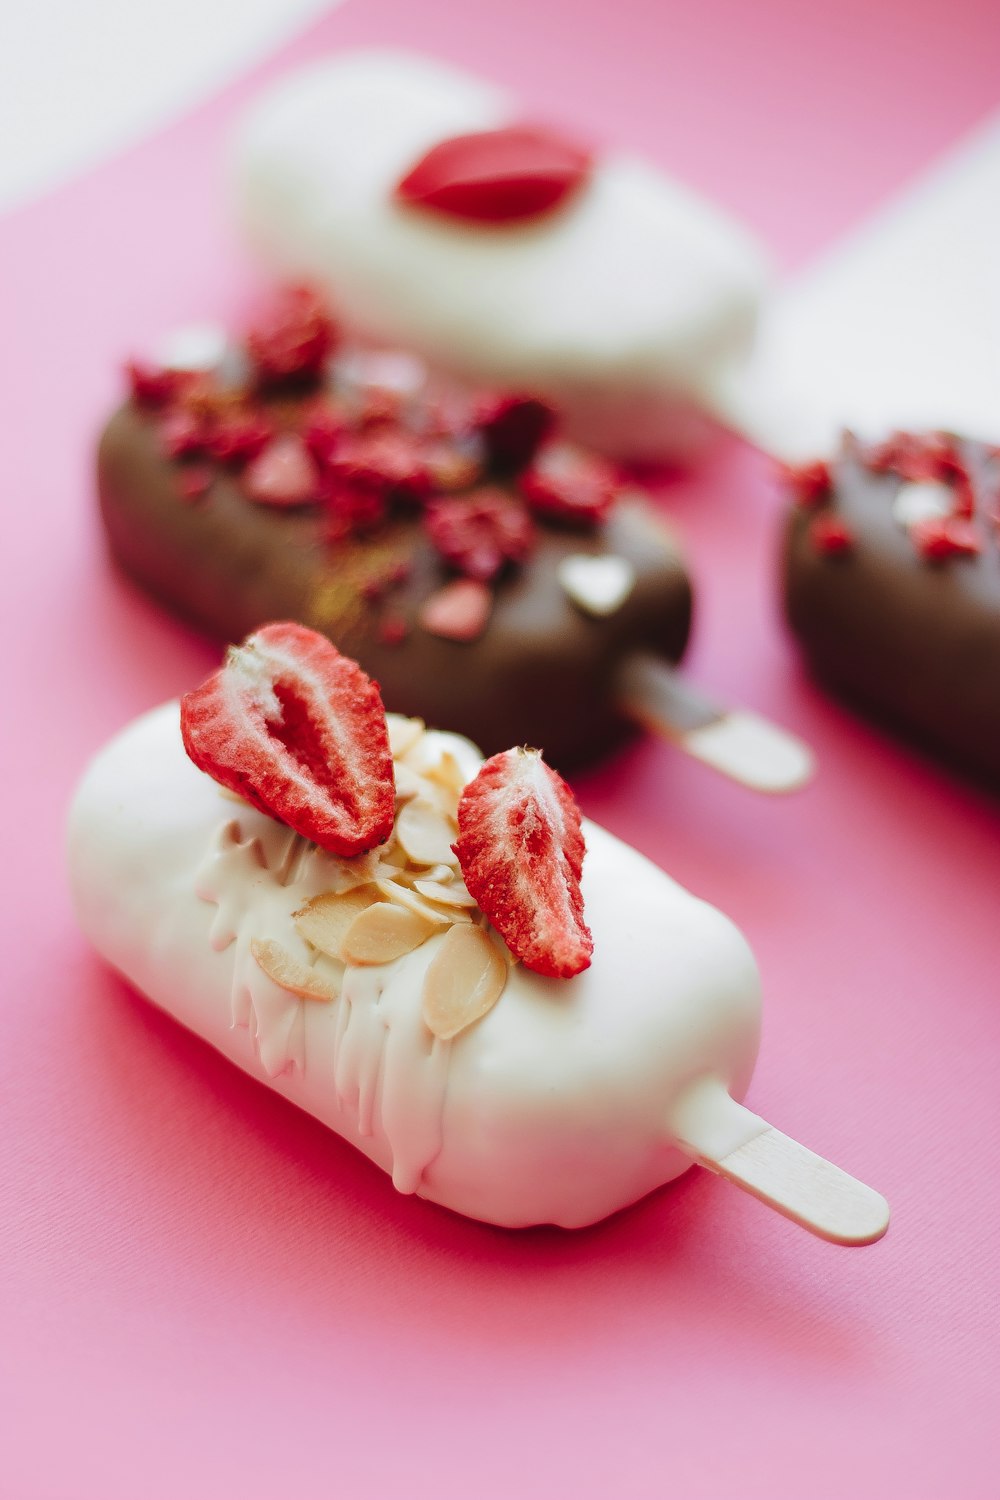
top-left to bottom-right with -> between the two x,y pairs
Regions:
809,514 -> 854,555
207,411 -> 274,466
475,393 -> 557,469
779,458 -> 832,508
245,285 -> 338,384
425,489 -> 535,581
454,747 -> 592,978
519,443 -> 621,526
327,431 -> 433,504
394,125 -> 594,224
181,623 -> 395,856
126,361 -> 191,409
159,408 -> 212,459
911,515 -> 982,562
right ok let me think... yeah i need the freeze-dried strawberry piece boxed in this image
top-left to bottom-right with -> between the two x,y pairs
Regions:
454,747 -> 592,979
207,411 -> 274,466
302,401 -> 349,466
322,478 -> 387,540
126,361 -> 190,408
394,125 -> 593,224
519,443 -> 621,526
911,516 -> 982,562
779,458 -> 832,508
159,409 -> 211,459
180,623 -> 395,856
243,434 -> 318,507
809,514 -> 854,556
328,431 -> 432,504
862,430 -> 966,485
476,393 -> 556,469
425,489 -> 535,581
245,285 -> 338,384
419,578 -> 492,641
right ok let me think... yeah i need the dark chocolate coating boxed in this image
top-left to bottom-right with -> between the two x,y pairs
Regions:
782,437 -> 1000,786
98,405 -> 692,767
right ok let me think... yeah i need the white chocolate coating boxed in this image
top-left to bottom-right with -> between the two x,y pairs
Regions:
67,704 -> 762,1228
231,50 -> 771,460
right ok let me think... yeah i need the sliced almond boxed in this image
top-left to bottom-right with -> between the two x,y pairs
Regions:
393,763 -> 427,804
395,797 -> 458,867
293,887 -> 381,959
421,925 -> 507,1041
250,938 -> 338,1001
426,750 -> 468,799
374,878 -> 453,926
422,864 -> 455,885
413,878 -> 478,910
413,775 -> 461,820
341,901 -> 437,965
387,713 -> 425,759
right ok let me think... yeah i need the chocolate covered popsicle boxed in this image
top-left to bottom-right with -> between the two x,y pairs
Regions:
781,430 -> 1000,786
99,285 -> 812,788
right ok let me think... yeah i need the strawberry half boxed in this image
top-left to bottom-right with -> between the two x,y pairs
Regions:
454,747 -> 592,979
180,623 -> 395,856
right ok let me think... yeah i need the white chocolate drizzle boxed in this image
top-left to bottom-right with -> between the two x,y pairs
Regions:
191,724 -> 486,1191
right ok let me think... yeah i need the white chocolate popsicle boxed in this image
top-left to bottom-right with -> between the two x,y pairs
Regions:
67,704 -> 886,1241
231,49 -> 771,461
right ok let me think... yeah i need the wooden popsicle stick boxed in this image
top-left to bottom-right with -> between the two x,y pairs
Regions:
671,1077 -> 889,1247
616,652 -> 815,794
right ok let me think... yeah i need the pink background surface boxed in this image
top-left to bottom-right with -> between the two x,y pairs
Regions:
3,2 -> 1000,1496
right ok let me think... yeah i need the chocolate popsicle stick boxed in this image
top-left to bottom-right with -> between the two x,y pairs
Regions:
616,653 -> 815,794
671,1077 -> 889,1246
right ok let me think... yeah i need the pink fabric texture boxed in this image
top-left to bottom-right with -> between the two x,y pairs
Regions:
2,2 -> 999,1496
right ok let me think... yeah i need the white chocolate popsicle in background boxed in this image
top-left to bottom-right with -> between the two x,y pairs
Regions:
230,49 -> 771,462
68,701 -> 886,1243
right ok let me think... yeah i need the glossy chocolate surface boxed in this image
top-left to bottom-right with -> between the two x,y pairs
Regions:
782,434 -> 1000,786
98,403 -> 691,768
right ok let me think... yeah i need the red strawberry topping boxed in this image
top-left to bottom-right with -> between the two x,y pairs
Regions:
327,431 -> 432,504
419,578 -> 493,641
779,457 -> 832,508
159,408 -> 211,460
394,125 -> 594,224
180,623 -> 395,856
302,401 -> 349,466
809,514 -> 854,556
126,361 -> 191,409
425,489 -> 535,581
454,747 -> 592,979
206,411 -> 274,466
519,443 -> 620,526
322,479 -> 387,540
476,393 -> 557,470
862,430 -> 967,486
245,286 -> 338,384
243,434 -> 319,507
911,516 -> 982,562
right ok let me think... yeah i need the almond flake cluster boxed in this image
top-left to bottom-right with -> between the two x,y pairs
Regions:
250,715 -> 509,1040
